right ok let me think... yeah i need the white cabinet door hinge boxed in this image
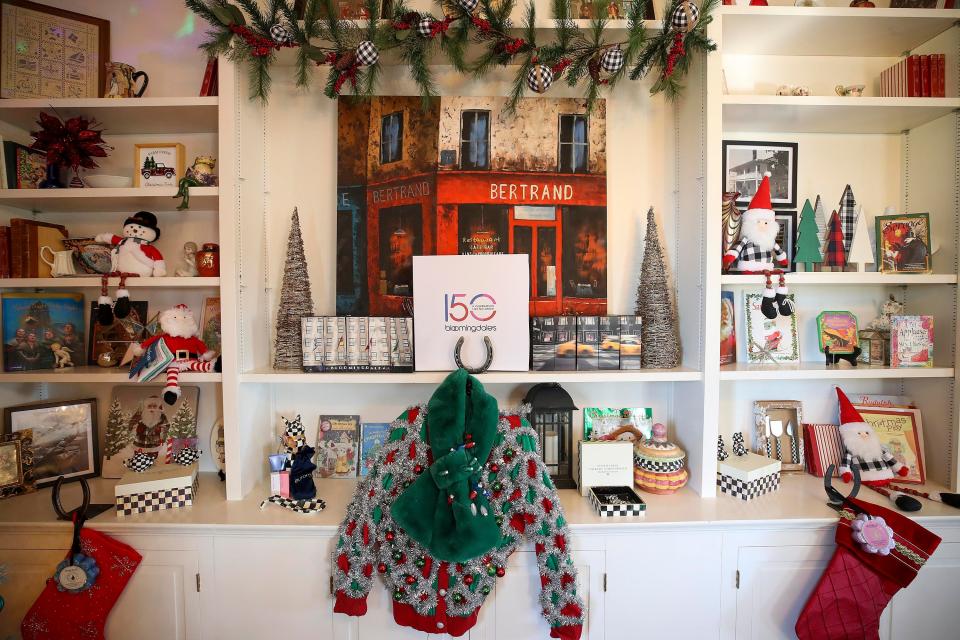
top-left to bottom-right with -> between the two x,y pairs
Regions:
735,570 -> 740,589
603,573 -> 607,592
196,573 -> 201,592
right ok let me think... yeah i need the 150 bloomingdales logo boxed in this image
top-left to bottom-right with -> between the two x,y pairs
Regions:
444,293 -> 497,332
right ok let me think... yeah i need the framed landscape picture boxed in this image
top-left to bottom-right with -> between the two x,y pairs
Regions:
722,140 -> 798,209
4,398 -> 98,486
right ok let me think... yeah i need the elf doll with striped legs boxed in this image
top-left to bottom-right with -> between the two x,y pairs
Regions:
723,172 -> 794,320
130,305 -> 221,405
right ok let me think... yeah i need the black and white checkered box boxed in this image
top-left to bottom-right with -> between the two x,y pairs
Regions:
114,463 -> 199,516
589,486 -> 646,517
716,452 -> 781,501
116,481 -> 197,516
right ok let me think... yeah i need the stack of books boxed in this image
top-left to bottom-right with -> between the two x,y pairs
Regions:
880,54 -> 946,98
301,316 -> 413,372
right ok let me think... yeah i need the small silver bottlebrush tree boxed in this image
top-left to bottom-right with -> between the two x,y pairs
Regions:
274,207 -> 315,369
636,207 -> 680,368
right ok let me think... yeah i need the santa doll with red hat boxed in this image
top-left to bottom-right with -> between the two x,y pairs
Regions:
836,387 -> 909,486
722,172 -> 793,320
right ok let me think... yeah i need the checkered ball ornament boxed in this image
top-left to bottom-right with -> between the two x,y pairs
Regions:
458,0 -> 479,12
526,64 -> 554,94
355,40 -> 379,66
417,17 -> 435,38
125,452 -> 155,473
599,46 -> 625,74
670,1 -> 700,32
269,23 -> 293,44
172,447 -> 202,466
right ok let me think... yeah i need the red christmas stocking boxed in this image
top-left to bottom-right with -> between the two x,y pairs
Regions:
21,527 -> 142,640
795,498 -> 941,640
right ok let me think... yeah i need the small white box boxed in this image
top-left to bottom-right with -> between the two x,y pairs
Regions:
115,463 -> 198,516
578,440 -> 634,496
717,452 -> 781,500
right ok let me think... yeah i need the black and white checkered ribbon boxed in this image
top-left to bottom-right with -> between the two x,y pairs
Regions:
260,495 -> 327,514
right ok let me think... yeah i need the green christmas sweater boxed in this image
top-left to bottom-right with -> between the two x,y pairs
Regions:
332,405 -> 585,639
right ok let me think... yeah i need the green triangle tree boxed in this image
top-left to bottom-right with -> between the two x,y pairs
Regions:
794,198 -> 823,271
168,402 -> 197,439
104,398 -> 131,457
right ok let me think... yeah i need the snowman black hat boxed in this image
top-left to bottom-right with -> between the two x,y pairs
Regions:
123,211 -> 160,240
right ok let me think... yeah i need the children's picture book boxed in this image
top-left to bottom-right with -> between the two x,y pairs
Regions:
720,291 -> 736,365
816,311 -> 859,354
583,407 -> 653,441
847,394 -> 915,409
2,292 -> 85,371
875,212 -> 931,274
316,415 -> 359,478
744,293 -> 800,364
853,405 -> 925,484
890,315 -> 934,368
359,422 -> 391,477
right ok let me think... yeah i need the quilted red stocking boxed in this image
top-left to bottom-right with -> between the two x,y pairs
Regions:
795,498 -> 941,640
21,527 -> 142,640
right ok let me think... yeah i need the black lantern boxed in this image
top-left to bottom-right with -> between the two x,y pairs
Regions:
523,383 -> 577,489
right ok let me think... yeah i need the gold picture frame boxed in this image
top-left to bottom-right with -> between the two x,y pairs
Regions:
753,400 -> 805,472
134,142 -> 185,188
0,428 -> 36,499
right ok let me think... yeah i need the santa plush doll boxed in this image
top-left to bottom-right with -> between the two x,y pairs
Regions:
836,387 -> 908,485
723,173 -> 793,319
95,211 -> 166,325
131,305 -> 220,405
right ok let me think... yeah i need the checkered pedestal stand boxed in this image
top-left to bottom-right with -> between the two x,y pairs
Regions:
116,476 -> 198,516
716,471 -> 781,501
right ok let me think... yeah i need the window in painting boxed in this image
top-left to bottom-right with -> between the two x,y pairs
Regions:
380,112 -> 403,164
378,204 -> 421,296
336,210 -> 355,294
561,207 -> 606,298
457,205 -> 508,254
460,110 -> 490,170
558,114 -> 588,173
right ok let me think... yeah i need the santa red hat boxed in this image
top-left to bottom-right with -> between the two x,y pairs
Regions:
836,387 -> 863,425
743,172 -> 774,221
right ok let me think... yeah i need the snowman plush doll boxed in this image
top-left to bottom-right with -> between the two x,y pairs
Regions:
95,211 -> 166,324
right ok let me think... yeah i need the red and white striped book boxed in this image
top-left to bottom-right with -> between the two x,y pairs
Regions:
803,423 -> 842,477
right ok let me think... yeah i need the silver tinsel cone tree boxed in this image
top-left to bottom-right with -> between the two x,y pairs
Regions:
274,207 -> 315,369
636,207 -> 680,368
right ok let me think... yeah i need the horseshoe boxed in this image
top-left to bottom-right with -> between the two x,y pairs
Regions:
454,336 -> 494,374
52,476 -> 90,522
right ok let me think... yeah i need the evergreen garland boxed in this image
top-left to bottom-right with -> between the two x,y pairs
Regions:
185,0 -> 716,108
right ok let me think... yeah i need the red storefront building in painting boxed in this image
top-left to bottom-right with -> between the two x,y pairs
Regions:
337,96 -> 607,317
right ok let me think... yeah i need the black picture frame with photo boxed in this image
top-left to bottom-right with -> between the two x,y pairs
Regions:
722,140 -> 799,209
775,210 -> 797,273
3,398 -> 99,486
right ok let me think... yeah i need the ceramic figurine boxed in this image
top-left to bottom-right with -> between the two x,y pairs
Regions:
104,62 -> 148,98
174,242 -> 199,277
175,156 -> 218,210
195,243 -> 220,276
836,84 -> 865,97
51,343 -> 74,368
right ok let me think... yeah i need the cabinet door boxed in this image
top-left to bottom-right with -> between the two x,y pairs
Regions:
0,547 -> 199,640
887,542 -> 960,640
471,548 -> 604,640
735,545 -> 836,640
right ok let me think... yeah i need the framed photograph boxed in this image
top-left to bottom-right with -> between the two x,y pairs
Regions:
101,386 -> 200,478
753,400 -> 805,472
0,429 -> 36,499
199,296 -> 221,356
87,300 -> 148,366
890,315 -> 934,368
358,422 -> 391,478
744,293 -> 800,363
2,141 -> 46,188
0,0 -> 109,99
134,142 -> 185,187
583,407 -> 653,441
4,398 -> 98,486
722,140 -> 798,209
853,405 -> 926,484
875,212 -> 931,274
316,414 -> 359,478
774,210 -> 797,273
2,291 -> 85,372
817,311 -> 859,354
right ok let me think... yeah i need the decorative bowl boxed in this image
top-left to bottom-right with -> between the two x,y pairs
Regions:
61,237 -> 112,274
83,174 -> 133,188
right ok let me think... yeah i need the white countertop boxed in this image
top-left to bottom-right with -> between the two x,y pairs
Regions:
2,473 -> 958,534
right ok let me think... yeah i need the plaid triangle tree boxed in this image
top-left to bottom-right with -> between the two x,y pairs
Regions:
822,210 -> 847,269
636,207 -> 680,368
837,185 -> 857,253
794,198 -> 823,271
274,208 -> 316,369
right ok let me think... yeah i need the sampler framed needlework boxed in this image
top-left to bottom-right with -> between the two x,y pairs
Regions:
0,0 -> 109,99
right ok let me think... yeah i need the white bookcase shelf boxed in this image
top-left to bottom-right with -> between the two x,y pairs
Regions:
720,6 -> 960,56
0,367 -> 221,383
239,368 -> 703,384
0,277 -> 219,288
722,96 -> 960,135
720,363 -> 955,381
0,97 -> 219,134
0,187 -> 219,213
721,273 -> 958,286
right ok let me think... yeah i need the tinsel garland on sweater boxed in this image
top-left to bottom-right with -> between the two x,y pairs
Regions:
332,405 -> 584,638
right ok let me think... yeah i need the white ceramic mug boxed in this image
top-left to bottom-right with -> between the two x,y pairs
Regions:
40,246 -> 77,277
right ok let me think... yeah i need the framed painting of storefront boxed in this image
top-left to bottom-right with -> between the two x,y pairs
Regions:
337,95 -> 608,317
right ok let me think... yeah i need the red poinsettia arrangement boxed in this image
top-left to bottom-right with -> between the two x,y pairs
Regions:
30,112 -> 111,170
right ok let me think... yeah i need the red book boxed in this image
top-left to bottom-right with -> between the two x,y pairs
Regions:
199,57 -> 217,97
920,55 -> 930,97
0,226 -> 9,279
906,55 -> 919,97
9,218 -> 25,278
936,54 -> 945,97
